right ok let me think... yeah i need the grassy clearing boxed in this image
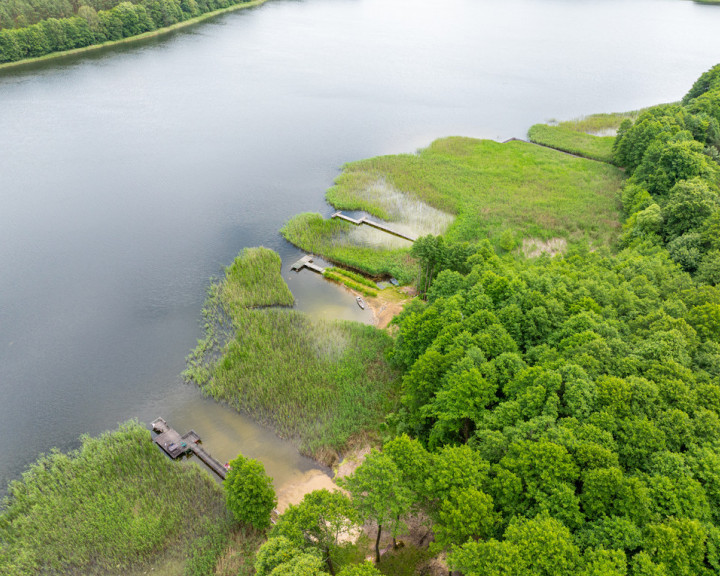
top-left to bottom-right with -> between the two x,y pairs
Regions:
527,124 -> 616,163
220,247 -> 294,311
188,309 -> 398,462
0,421 -> 233,576
281,213 -> 417,283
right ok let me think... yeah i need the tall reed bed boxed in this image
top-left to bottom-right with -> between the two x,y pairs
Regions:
188,309 -> 398,461
221,247 -> 294,311
327,137 -> 625,249
0,422 -> 232,576
185,248 -> 399,462
527,124 -> 616,163
527,111 -> 646,163
323,270 -> 378,297
281,138 -> 623,281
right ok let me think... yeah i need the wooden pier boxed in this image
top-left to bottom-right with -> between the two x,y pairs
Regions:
151,417 -> 227,480
290,254 -> 325,274
331,211 -> 417,242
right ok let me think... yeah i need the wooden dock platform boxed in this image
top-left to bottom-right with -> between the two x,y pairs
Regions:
151,417 -> 227,480
290,254 -> 325,274
331,211 -> 417,242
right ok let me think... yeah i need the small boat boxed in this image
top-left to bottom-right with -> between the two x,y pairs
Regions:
356,296 -> 366,310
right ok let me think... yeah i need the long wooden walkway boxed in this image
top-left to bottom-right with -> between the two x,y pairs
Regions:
331,211 -> 417,242
290,254 -> 325,274
151,417 -> 227,480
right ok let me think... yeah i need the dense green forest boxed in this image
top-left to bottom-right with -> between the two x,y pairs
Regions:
0,0 -> 256,63
303,64 -> 719,575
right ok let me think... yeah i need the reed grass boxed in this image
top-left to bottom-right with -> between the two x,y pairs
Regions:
189,309 -> 398,461
184,248 -> 399,461
220,247 -> 294,311
0,422 -> 232,576
326,267 -> 378,288
282,138 -> 623,278
328,138 -> 624,248
324,271 -> 378,297
551,111 -> 643,134
527,124 -> 616,163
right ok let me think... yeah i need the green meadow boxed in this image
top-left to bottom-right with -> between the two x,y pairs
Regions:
282,137 -> 625,279
0,422 -> 233,576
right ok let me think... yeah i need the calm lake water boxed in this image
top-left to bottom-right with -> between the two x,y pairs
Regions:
1,0 -> 719,492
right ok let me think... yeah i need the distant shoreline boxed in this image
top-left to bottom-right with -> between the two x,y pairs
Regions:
0,0 -> 270,72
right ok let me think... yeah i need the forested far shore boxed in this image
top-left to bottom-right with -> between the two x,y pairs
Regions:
0,0 -> 264,64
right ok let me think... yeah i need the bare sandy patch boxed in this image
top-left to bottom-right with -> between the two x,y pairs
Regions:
522,237 -> 567,258
275,469 -> 342,513
334,446 -> 372,481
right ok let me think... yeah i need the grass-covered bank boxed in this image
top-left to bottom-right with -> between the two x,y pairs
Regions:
0,0 -> 270,70
528,111 -> 643,163
282,137 -> 625,280
184,247 -> 399,463
0,421 -> 238,576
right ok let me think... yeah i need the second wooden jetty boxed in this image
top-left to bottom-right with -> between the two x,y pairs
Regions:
331,211 -> 417,242
151,417 -> 227,479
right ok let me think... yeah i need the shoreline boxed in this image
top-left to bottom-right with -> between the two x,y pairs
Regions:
0,0 -> 271,72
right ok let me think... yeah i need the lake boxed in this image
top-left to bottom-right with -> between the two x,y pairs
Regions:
1,0 -> 719,492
